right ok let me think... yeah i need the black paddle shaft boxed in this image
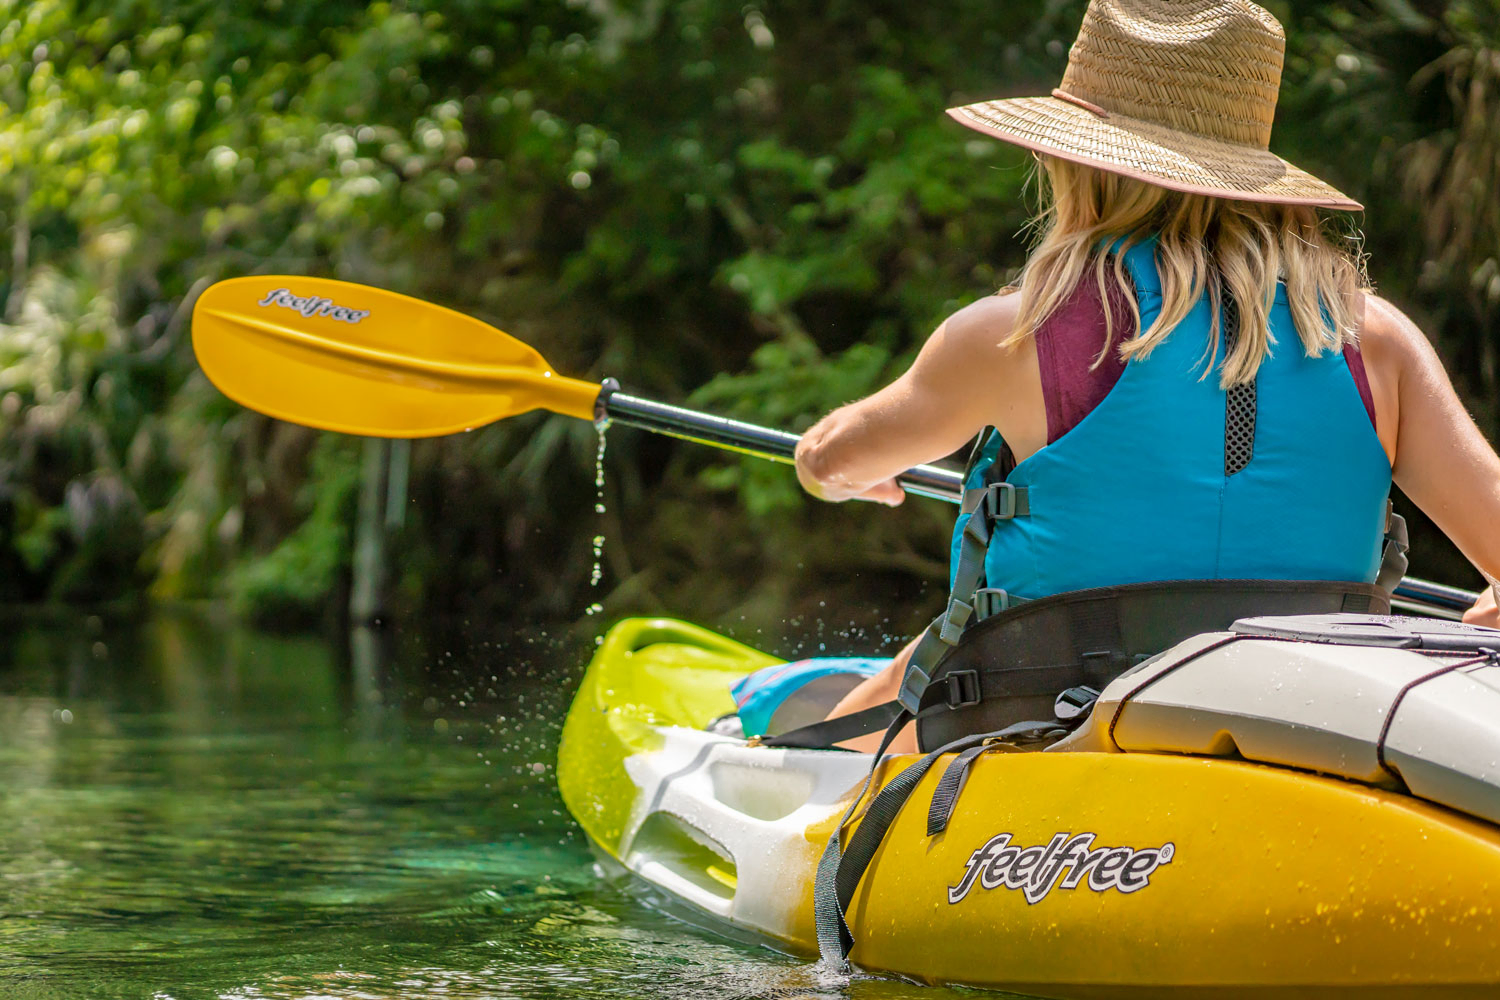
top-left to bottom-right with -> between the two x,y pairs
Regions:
592,380 -> 1479,614
595,380 -> 960,503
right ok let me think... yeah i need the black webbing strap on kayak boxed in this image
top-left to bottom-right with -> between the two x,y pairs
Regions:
761,694 -> 973,750
813,721 -> 1003,967
812,707 -> 910,964
759,700 -> 905,750
923,719 -> 1071,837
924,742 -> 990,837
760,678 -> 991,750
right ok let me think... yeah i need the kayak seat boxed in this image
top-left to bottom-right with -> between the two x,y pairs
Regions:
916,578 -> 1390,750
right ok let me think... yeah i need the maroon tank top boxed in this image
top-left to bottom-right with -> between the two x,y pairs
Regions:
1035,272 -> 1377,443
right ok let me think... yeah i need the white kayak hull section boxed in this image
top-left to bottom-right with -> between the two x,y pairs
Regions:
618,729 -> 868,934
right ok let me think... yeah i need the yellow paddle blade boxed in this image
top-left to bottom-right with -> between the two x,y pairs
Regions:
191,276 -> 601,437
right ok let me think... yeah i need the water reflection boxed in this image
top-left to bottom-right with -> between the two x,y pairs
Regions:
0,610 -> 1004,1000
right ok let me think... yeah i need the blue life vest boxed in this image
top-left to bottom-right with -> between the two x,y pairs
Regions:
953,241 -> 1391,600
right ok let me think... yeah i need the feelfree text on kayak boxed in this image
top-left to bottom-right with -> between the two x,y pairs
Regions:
948,831 -> 1176,906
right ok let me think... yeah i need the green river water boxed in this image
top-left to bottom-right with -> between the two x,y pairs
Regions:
0,610 -> 1001,1000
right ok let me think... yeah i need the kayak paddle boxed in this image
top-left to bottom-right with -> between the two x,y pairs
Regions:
189,275 -> 1480,614
190,276 -> 960,501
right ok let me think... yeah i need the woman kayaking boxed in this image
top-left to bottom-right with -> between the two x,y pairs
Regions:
793,0 -> 1500,753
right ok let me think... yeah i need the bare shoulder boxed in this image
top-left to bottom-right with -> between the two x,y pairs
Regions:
1358,292 -> 1443,374
912,289 -> 1043,456
938,290 -> 1023,351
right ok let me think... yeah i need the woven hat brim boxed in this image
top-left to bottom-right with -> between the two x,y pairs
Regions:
948,96 -> 1361,211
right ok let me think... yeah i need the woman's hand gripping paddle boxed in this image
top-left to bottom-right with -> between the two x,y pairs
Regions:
190,275 -> 1480,616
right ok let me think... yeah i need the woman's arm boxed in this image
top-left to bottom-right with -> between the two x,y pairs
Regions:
795,293 -> 1034,504
1361,295 -> 1500,624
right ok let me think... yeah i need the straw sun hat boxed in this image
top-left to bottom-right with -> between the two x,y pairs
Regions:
947,0 -> 1361,210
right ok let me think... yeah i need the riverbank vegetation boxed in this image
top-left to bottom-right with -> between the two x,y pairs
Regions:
1,0 -> 1495,633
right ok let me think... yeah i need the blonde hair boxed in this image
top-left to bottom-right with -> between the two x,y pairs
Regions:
1009,157 -> 1367,387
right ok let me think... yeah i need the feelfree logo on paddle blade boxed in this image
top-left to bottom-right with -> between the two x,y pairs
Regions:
949,832 -> 1174,905
258,288 -> 371,324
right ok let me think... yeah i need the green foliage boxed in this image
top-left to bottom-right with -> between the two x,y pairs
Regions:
0,0 -> 1494,626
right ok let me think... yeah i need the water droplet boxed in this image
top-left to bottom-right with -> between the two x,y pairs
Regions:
588,427 -> 608,599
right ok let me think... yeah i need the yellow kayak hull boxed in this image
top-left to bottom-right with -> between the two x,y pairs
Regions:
558,618 -> 1500,996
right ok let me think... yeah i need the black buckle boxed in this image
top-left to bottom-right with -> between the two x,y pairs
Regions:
945,670 -> 982,709
1054,685 -> 1100,723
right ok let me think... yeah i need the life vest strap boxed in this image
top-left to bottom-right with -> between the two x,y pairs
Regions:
901,480 -> 1033,710
960,480 -> 1030,519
